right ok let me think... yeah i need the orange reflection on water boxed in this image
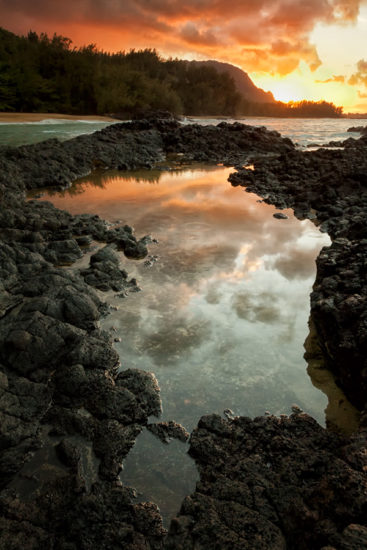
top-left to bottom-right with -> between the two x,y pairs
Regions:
46,166 -> 284,237
39,164 -> 331,430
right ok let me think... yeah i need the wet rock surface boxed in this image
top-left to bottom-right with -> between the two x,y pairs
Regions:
162,120 -> 294,164
1,116 -> 367,548
165,413 -> 367,550
80,244 -> 139,292
326,130 -> 367,149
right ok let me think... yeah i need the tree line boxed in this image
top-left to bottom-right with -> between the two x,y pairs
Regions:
0,28 -> 343,118
241,98 -> 343,117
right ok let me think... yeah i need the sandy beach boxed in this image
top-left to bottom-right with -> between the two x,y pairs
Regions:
0,112 -> 116,123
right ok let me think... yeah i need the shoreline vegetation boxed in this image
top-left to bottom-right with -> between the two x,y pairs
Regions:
0,27 -> 343,119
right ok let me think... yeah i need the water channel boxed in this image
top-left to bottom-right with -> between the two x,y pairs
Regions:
38,164 -> 331,522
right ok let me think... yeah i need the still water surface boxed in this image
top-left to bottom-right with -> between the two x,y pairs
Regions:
39,165 -> 330,521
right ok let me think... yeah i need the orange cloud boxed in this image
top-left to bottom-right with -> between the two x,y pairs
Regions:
0,0 -> 364,76
356,59 -> 367,72
332,0 -> 361,21
348,58 -> 367,88
316,75 -> 346,83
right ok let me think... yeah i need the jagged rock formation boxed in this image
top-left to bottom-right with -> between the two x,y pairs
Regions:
165,413 -> 367,550
0,116 -> 366,549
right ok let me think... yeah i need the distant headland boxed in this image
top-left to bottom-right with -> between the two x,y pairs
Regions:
0,27 -> 345,119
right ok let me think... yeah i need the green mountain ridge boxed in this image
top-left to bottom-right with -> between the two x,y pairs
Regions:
189,60 -> 275,104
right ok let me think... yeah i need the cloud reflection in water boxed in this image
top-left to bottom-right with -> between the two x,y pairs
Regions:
42,164 -> 334,523
43,165 -> 331,425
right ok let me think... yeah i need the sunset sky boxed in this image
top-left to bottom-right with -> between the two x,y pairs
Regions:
1,0 -> 367,112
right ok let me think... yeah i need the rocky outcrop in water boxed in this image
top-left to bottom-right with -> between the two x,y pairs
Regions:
162,121 -> 294,164
347,125 -> 367,134
1,116 -> 366,549
327,128 -> 367,149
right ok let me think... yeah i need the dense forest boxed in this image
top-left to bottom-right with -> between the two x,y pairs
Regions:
0,28 -> 343,117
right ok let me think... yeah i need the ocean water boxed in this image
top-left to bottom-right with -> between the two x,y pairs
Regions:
1,116 -> 366,147
184,116 -> 367,148
0,119 -> 113,147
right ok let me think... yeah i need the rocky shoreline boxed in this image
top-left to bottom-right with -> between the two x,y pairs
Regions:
0,117 -> 366,549
229,134 -> 367,415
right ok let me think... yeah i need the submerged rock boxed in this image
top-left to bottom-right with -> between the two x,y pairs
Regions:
80,244 -> 135,292
273,212 -> 288,219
